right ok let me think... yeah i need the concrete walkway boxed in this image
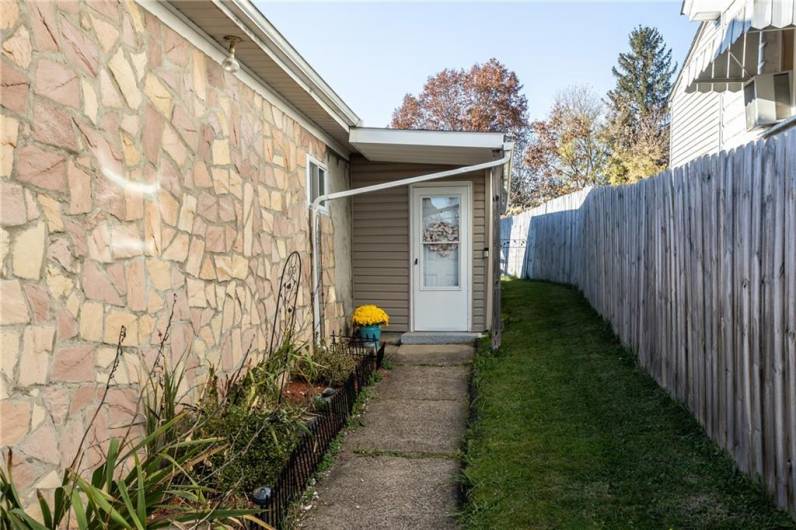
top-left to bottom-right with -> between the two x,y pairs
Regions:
300,344 -> 474,529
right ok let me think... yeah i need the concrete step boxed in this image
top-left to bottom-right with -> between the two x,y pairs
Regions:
380,331 -> 402,345
391,344 -> 475,366
400,331 -> 481,345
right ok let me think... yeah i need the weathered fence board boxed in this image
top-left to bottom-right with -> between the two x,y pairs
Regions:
499,130 -> 796,517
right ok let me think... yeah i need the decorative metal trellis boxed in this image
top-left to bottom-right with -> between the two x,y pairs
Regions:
500,238 -> 527,249
499,238 -> 528,273
269,250 -> 302,354
243,252 -> 388,528
268,251 -> 303,406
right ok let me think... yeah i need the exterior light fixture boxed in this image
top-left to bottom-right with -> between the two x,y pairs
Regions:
251,486 -> 272,507
222,35 -> 241,73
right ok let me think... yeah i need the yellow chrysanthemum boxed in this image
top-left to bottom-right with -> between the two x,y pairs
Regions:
352,304 -> 390,326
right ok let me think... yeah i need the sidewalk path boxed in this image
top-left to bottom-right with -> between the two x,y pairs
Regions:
300,344 -> 474,529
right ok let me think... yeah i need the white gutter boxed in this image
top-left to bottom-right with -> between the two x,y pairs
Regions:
309,154 -> 512,340
350,127 -> 506,149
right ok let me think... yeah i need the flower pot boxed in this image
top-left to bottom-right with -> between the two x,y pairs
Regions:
357,324 -> 382,346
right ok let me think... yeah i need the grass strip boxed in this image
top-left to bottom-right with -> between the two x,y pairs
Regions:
461,278 -> 795,529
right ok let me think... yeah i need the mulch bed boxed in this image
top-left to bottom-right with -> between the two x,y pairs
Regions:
282,380 -> 328,406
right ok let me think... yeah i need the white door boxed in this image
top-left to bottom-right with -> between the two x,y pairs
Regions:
411,184 -> 470,331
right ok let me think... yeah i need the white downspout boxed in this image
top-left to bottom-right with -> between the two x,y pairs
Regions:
485,168 -> 494,331
310,154 -> 511,341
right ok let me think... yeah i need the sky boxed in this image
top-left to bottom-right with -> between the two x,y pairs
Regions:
257,1 -> 700,126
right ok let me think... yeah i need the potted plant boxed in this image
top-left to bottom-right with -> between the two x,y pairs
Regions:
352,304 -> 389,346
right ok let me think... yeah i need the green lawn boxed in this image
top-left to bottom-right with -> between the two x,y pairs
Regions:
461,278 -> 795,529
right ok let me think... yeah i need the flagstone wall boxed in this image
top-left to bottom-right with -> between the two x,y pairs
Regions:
0,0 -> 348,502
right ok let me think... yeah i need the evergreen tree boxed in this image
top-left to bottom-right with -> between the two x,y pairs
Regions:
605,26 -> 677,184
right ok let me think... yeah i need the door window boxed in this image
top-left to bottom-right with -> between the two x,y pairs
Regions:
421,195 -> 460,288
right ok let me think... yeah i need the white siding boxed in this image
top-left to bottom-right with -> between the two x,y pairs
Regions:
671,72 -> 769,168
671,18 -> 796,167
671,22 -> 723,167
720,89 -> 761,150
670,88 -> 722,167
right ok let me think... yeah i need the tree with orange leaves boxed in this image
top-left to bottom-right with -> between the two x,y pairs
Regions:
390,58 -> 533,208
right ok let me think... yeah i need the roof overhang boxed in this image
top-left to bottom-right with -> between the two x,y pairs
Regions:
350,128 -> 508,165
681,0 -> 795,93
681,0 -> 726,21
161,0 -> 361,151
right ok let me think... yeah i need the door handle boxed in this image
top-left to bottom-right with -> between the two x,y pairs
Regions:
414,258 -> 418,265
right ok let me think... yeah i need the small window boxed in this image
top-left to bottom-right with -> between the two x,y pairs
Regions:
307,156 -> 328,213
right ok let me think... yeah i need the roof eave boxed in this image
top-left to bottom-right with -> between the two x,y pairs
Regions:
669,21 -> 708,102
350,127 -> 507,150
349,127 -> 508,165
223,0 -> 362,129
150,0 -> 355,156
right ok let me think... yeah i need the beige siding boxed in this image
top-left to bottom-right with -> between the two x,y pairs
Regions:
350,157 -> 488,333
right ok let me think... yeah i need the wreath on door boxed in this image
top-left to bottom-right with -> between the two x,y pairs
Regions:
423,221 -> 459,257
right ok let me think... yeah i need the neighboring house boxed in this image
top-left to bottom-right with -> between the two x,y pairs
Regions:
0,0 -> 510,496
670,0 -> 796,167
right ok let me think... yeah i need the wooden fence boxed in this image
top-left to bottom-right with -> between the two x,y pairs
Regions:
500,130 -> 796,517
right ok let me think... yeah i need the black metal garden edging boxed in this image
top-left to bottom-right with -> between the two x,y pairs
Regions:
254,339 -> 384,529
249,252 -> 385,528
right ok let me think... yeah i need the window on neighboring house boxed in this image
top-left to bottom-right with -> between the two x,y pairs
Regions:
773,72 -> 792,120
743,71 -> 794,130
307,156 -> 328,213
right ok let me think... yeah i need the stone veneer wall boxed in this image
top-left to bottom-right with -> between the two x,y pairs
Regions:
0,0 -> 347,502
